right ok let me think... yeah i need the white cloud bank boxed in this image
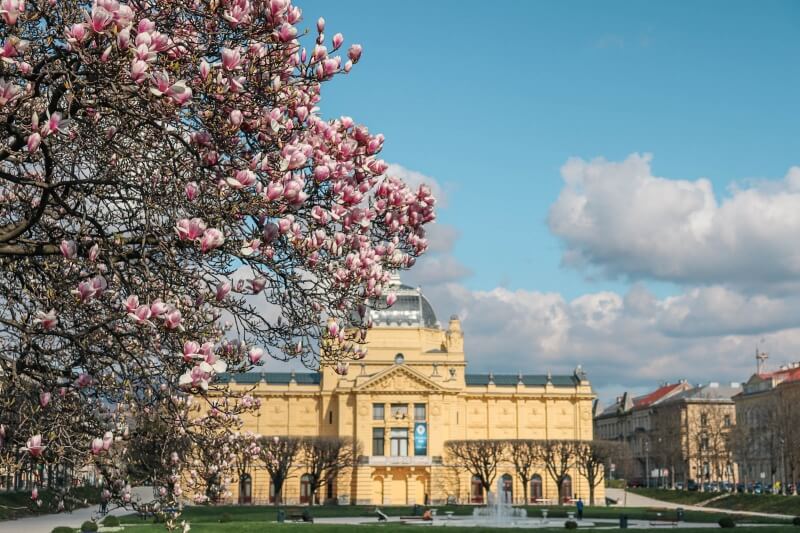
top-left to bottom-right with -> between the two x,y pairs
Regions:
548,153 -> 800,290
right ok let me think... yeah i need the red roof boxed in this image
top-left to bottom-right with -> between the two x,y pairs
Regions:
758,366 -> 800,385
633,383 -> 685,408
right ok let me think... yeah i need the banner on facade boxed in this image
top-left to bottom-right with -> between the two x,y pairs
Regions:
414,422 -> 427,455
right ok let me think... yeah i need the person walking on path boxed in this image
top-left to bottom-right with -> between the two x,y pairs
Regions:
576,497 -> 584,520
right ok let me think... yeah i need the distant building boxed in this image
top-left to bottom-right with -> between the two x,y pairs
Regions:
594,382 -> 691,483
733,353 -> 800,492
649,383 -> 740,488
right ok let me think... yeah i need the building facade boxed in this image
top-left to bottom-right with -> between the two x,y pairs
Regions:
594,382 -> 691,483
649,383 -> 740,488
734,359 -> 800,492
220,280 -> 600,506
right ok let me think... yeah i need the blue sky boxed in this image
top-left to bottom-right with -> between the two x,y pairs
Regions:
290,1 -> 800,400
304,0 -> 800,299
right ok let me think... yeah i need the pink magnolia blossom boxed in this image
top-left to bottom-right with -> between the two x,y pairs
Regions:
185,181 -> 199,201
348,44 -> 363,63
30,487 -> 38,501
150,299 -> 168,317
128,304 -> 152,325
88,243 -> 99,262
24,434 -> 45,457
221,47 -> 241,71
87,4 -> 113,33
0,0 -> 24,25
75,373 -> 92,388
249,277 -> 266,294
248,347 -> 263,365
91,437 -> 104,455
175,218 -> 207,240
164,308 -> 182,329
0,78 -> 19,105
215,282 -> 231,301
72,280 -> 96,303
228,109 -> 243,128
59,239 -> 76,259
386,292 -> 397,306
33,309 -> 58,330
124,295 -> 139,313
332,33 -> 343,50
27,132 -> 41,152
200,228 -> 225,253
39,391 -> 51,407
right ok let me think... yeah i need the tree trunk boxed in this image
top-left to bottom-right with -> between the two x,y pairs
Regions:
589,482 -> 595,506
521,478 -> 528,505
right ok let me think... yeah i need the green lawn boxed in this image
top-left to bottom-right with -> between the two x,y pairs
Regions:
0,486 -> 100,520
709,493 -> 800,515
118,524 -> 796,533
627,488 -> 721,505
116,503 -> 792,530
629,488 -> 800,516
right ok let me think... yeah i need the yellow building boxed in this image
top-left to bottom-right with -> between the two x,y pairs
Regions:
220,279 -> 600,506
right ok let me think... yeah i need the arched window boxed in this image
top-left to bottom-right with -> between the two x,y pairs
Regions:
561,475 -> 573,502
501,474 -> 513,504
470,475 -> 484,504
238,474 -> 252,504
300,474 -> 312,504
530,474 -> 543,503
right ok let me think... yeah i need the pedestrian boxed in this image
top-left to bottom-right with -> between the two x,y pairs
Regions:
576,496 -> 584,520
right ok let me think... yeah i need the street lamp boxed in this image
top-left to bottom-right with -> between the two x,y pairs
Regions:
645,440 -> 650,489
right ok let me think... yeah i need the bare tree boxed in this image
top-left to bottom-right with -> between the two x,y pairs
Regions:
258,436 -> 302,506
574,441 -> 615,505
506,439 -> 542,504
541,440 -> 577,505
299,437 -> 359,506
444,440 -> 506,503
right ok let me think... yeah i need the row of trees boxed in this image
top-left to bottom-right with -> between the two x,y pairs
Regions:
183,434 -> 359,506
444,439 -> 617,505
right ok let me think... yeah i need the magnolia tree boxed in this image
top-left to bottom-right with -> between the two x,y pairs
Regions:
0,0 -> 434,521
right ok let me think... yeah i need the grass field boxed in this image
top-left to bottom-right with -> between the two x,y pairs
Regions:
629,488 -> 800,515
122,525 -> 796,533
115,503 -> 792,528
627,488 -> 721,505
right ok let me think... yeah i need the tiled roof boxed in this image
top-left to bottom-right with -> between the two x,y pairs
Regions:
464,374 -> 578,387
667,383 -> 741,402
217,372 -> 321,385
632,383 -> 684,408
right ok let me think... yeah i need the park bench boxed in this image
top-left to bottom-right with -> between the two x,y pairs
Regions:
135,501 -> 159,520
285,507 -> 313,523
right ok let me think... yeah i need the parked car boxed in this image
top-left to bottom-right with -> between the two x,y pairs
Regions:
687,479 -> 698,491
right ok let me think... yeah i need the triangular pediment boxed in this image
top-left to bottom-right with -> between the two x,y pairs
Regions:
354,365 -> 448,393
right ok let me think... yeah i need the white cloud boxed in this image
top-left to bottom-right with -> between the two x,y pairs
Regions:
548,153 -> 800,290
418,281 -> 800,405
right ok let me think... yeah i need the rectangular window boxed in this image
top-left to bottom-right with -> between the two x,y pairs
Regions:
700,436 -> 709,451
373,404 -> 385,421
372,428 -> 384,456
390,404 -> 408,420
390,428 -> 409,457
724,414 -> 732,427
414,404 -> 426,421
700,413 -> 708,426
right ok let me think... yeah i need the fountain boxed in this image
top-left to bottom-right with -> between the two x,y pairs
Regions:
471,478 -> 528,525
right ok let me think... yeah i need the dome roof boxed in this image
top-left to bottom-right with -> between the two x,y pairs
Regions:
369,276 -> 439,328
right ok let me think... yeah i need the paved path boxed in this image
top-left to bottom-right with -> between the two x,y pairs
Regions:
606,488 -> 796,520
0,505 -> 130,533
